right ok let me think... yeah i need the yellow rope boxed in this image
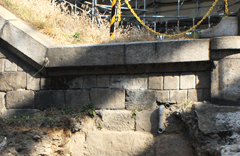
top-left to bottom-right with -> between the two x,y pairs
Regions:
118,0 -> 121,22
225,0 -> 229,17
123,0 -> 219,37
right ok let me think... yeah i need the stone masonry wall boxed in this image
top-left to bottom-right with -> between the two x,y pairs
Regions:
0,46 -> 211,114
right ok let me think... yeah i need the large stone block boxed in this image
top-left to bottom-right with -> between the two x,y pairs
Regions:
99,110 -> 134,131
0,92 -> 5,112
187,89 -> 203,102
35,90 -> 65,109
110,75 -> 147,90
4,57 -> 18,72
82,75 -> 96,89
0,59 -> 4,73
47,43 -> 124,67
125,42 -> 156,64
149,75 -> 163,90
136,110 -> 158,134
97,75 -> 110,88
169,90 -> 187,104
164,74 -> 179,90
180,73 -> 195,89
0,72 -> 26,91
200,17 -> 238,38
156,91 -> 169,103
6,90 -> 34,109
90,88 -> 125,109
84,131 -> 154,156
66,90 -> 90,108
196,72 -> 211,89
27,71 -> 41,90
211,36 -> 240,50
0,5 -> 19,30
1,20 -> 53,66
68,76 -> 83,89
155,39 -> 210,63
125,90 -> 157,110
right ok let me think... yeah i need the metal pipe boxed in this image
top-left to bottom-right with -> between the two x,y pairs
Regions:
158,105 -> 164,134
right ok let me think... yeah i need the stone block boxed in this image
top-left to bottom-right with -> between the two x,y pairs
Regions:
0,92 -> 5,112
136,110 -> 158,134
4,57 -> 18,72
155,39 -> 210,63
35,90 -> 65,109
164,74 -> 179,90
85,131 -> 154,156
83,75 -> 96,89
110,75 -> 147,90
170,90 -> 187,104
99,110 -> 134,131
187,89 -> 203,102
68,76 -> 83,89
1,20 -> 53,66
125,90 -> 157,110
149,75 -> 163,90
0,5 -> 19,29
196,72 -> 211,89
203,89 -> 211,101
66,90 -> 90,108
17,59 -> 35,71
97,75 -> 110,88
0,59 -> 4,73
0,47 -> 15,59
0,72 -> 26,91
6,90 -> 34,109
90,88 -> 125,109
211,36 -> 240,50
27,71 -> 41,90
156,91 -> 169,103
125,42 -> 156,64
47,43 -> 124,67
200,17 -> 238,38
180,73 -> 195,89
40,77 -> 51,90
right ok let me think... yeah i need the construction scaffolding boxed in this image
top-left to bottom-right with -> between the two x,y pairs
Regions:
51,0 -> 240,34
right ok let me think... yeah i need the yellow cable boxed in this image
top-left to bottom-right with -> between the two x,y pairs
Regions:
123,0 -> 219,37
225,0 -> 229,17
118,0 -> 121,22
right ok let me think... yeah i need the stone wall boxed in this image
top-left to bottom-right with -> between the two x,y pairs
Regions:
0,45 -> 211,115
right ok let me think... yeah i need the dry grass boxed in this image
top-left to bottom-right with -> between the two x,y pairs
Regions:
0,0 -> 161,45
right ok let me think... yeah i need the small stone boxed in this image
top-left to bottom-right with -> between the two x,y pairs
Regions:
33,135 -> 41,142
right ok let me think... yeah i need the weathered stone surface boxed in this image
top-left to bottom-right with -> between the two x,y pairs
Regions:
126,90 -> 157,110
194,103 -> 240,133
136,110 -> 158,134
0,92 -> 5,112
35,90 -> 65,109
6,90 -> 34,109
99,110 -> 134,131
40,77 -> 51,90
200,17 -> 238,38
0,46 -> 15,58
188,89 -> 203,102
156,91 -> 169,103
83,75 -> 96,89
164,74 -> 179,90
155,134 -> 195,156
211,50 -> 240,60
47,43 -> 124,67
27,71 -> 40,90
84,131 -> 154,156
110,75 -> 147,90
90,88 -> 125,109
180,73 -> 195,89
203,89 -> 211,101
0,6 -> 19,30
1,20 -> 53,66
196,72 -> 211,89
170,90 -> 187,103
149,75 -> 163,90
211,36 -> 240,50
155,39 -> 210,63
0,59 -> 4,72
66,90 -> 90,108
69,132 -> 85,156
4,57 -> 17,72
68,76 -> 83,89
125,42 -> 156,64
0,72 -> 26,91
97,75 -> 110,88
17,59 -> 35,71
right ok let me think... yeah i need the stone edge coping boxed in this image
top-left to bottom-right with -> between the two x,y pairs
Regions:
0,5 -> 239,73
211,36 -> 240,50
